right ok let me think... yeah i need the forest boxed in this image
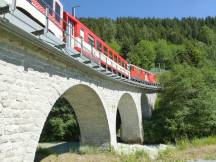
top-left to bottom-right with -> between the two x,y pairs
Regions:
40,17 -> 216,144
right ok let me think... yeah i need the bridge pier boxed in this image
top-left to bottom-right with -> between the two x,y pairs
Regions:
117,93 -> 143,143
0,22 -> 156,161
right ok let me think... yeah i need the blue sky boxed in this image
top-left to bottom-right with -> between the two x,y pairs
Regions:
62,0 -> 216,19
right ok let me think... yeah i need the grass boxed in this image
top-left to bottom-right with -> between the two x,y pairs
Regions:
157,136 -> 216,162
74,145 -> 114,155
119,150 -> 151,162
35,136 -> 216,162
177,136 -> 216,149
35,146 -> 151,162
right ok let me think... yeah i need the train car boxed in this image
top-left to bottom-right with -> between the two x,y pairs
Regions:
147,72 -> 157,84
130,64 -> 157,84
4,0 -> 158,85
4,0 -> 64,39
63,11 -> 130,78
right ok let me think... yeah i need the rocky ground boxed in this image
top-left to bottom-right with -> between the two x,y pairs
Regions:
115,143 -> 170,160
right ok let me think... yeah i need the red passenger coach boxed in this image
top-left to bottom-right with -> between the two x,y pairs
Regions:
63,11 -> 130,78
130,65 -> 157,84
147,73 -> 157,83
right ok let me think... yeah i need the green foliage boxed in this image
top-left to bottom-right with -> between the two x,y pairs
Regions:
175,41 -> 206,67
128,40 -> 156,69
79,18 -> 116,42
144,64 -> 216,143
40,98 -> 80,142
108,40 -> 121,54
199,25 -> 216,44
154,40 -> 180,69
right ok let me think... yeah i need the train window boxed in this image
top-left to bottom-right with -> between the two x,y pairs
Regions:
123,63 -> 126,69
116,57 -> 118,63
55,2 -> 61,23
37,0 -> 45,8
88,34 -> 95,47
96,41 -> 102,52
80,29 -> 84,40
104,47 -> 108,56
109,51 -> 113,59
38,0 -> 53,14
118,58 -> 121,65
122,62 -> 124,68
37,0 -> 46,9
114,55 -> 117,62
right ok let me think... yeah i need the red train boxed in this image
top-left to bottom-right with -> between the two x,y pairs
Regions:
8,0 -> 158,85
130,65 -> 157,83
63,12 -> 129,78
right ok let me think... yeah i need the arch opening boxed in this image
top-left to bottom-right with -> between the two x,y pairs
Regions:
116,93 -> 143,144
35,84 -> 111,161
39,97 -> 80,142
116,109 -> 122,142
63,84 -> 111,146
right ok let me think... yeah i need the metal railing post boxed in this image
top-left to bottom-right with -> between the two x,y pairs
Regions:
66,22 -> 72,48
105,57 -> 108,71
45,7 -> 49,34
11,0 -> 16,11
116,64 -> 118,74
128,64 -> 131,79
81,38 -> 83,56
91,46 -> 93,59
121,69 -> 123,78
99,52 -> 101,67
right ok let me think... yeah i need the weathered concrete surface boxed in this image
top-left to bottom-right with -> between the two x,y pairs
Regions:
0,27 -> 156,161
142,93 -> 157,119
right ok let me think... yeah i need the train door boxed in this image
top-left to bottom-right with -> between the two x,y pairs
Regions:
68,19 -> 75,48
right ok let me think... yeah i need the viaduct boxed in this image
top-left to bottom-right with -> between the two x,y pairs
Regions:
0,4 -> 159,162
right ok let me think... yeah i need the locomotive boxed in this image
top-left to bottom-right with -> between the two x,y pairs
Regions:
3,0 -> 158,85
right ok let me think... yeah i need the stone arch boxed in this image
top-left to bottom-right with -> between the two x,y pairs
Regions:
116,93 -> 143,143
61,84 -> 111,146
141,94 -> 153,119
35,83 -> 111,159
